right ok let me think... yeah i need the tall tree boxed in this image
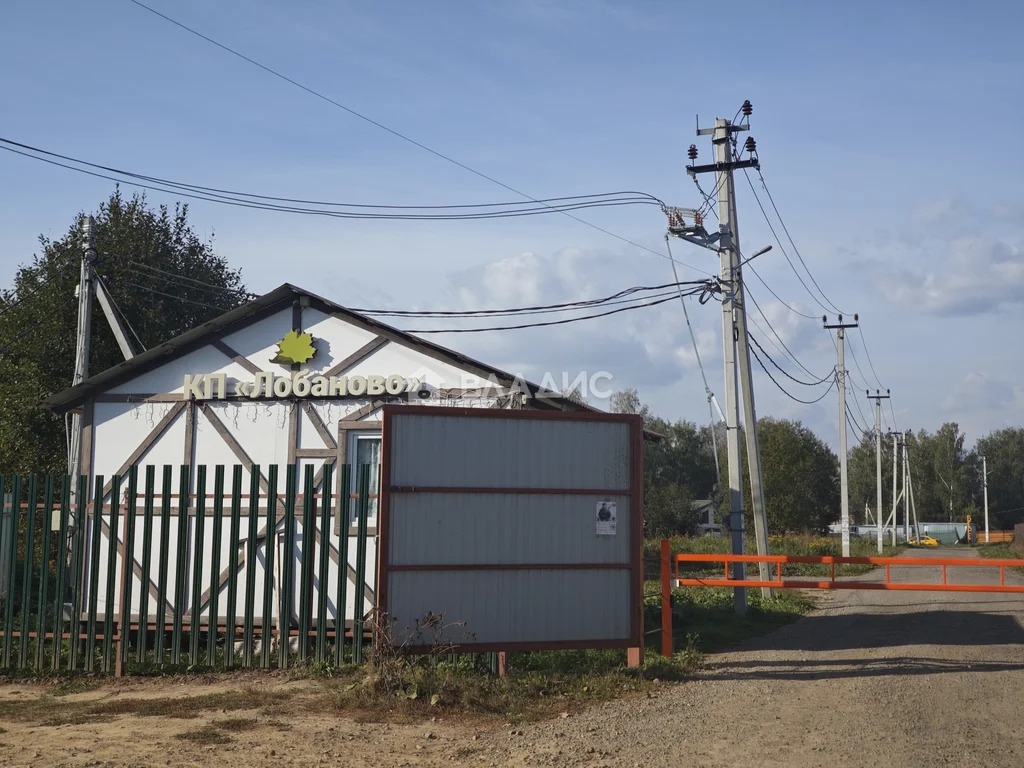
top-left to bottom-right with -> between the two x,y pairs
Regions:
0,190 -> 250,474
976,427 -> 1024,527
740,417 -> 840,534
612,388 -> 718,536
847,429 -> 896,524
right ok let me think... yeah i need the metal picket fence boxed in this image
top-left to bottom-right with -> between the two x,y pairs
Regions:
0,464 -> 374,676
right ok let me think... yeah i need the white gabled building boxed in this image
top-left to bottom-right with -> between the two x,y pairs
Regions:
46,283 -> 598,631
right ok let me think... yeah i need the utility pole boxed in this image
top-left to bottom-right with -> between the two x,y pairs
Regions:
902,431 -> 910,541
982,455 -> 990,543
867,390 -> 890,553
824,314 -> 858,556
68,215 -> 96,493
888,434 -> 897,548
683,102 -> 773,612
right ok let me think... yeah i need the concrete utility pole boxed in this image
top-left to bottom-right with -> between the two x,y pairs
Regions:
890,432 -> 899,545
982,455 -> 990,543
868,390 -> 890,553
902,431 -> 910,541
684,105 -> 773,612
825,314 -> 858,556
68,215 -> 96,491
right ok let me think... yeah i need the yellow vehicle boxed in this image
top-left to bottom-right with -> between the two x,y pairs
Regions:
908,535 -> 940,547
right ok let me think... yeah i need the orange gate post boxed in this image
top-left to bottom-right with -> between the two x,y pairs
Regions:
660,540 -> 672,656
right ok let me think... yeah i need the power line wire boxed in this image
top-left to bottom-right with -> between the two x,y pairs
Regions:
857,325 -> 887,391
747,332 -> 836,387
117,280 -> 238,312
0,254 -> 76,321
116,258 -> 257,298
755,169 -> 845,314
0,296 -> 77,357
664,235 -> 723,494
748,340 -> 837,405
0,140 -> 661,222
353,279 -> 707,317
124,1 -> 713,275
742,283 -> 822,378
745,266 -> 819,320
402,289 -> 706,334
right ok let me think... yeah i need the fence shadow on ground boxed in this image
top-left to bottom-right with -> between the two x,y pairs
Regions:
730,609 -> 1024,653
688,607 -> 1024,682
695,655 -> 1024,682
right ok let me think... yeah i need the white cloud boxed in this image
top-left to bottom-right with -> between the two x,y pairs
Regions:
869,235 -> 1024,317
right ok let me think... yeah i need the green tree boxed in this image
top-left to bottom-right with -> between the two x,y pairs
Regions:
611,388 -> 718,536
906,423 -> 978,521
0,190 -> 250,474
975,427 -> 1024,527
847,430 -> 896,524
742,417 -> 840,533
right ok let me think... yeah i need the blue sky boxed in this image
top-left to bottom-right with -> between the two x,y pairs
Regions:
2,0 -> 1023,449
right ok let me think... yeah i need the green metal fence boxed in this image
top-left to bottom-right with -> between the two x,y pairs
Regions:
0,464 -> 374,675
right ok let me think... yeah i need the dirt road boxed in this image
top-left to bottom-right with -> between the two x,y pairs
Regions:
2,548 -> 1022,767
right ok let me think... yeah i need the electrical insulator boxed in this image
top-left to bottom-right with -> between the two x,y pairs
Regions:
741,99 -> 753,117
694,212 -> 703,228
744,137 -> 757,154
687,144 -> 698,161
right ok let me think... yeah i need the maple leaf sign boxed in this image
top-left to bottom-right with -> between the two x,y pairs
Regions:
270,330 -> 317,365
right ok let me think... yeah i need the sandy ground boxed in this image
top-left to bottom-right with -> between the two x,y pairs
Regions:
1,548 -> 1022,768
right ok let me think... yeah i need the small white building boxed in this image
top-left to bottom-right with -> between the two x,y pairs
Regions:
46,283 -> 599,631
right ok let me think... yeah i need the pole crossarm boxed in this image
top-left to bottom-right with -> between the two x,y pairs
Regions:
686,159 -> 760,176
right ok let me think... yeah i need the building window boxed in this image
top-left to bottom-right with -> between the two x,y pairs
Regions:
347,431 -> 380,526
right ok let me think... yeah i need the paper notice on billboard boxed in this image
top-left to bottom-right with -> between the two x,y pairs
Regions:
596,501 -> 617,535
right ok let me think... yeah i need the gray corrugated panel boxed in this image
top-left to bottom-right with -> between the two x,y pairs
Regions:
388,568 -> 631,645
389,493 -> 630,566
389,414 -> 631,489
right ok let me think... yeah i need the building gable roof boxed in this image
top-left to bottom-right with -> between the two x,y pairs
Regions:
43,283 -> 598,416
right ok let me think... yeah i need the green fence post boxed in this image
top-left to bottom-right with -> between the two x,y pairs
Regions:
298,465 -> 315,664
2,476 -> 22,669
102,475 -> 121,674
17,476 -> 38,669
243,465 -> 260,668
316,463 -> 333,664
171,466 -> 190,667
120,468 -> 138,673
85,475 -> 104,672
68,476 -> 89,671
35,475 -> 55,671
190,466 -> 207,666
261,466 -> 278,669
154,466 -> 172,665
333,466 -> 350,668
137,467 -> 155,665
352,465 -> 370,665
208,465 -> 225,666
225,465 -> 242,669
51,477 -> 71,672
279,465 -> 296,670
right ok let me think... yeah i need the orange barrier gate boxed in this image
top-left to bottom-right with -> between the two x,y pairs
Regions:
657,540 -> 1024,656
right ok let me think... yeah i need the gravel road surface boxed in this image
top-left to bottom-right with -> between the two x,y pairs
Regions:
1,548 -> 1021,767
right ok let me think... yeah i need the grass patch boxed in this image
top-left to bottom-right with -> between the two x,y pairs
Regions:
975,543 -> 1024,574
645,582 -> 816,653
175,725 -> 233,745
317,645 -> 701,724
0,685 -> 297,728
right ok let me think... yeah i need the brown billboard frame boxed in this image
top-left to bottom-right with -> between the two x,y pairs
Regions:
377,405 -> 644,660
